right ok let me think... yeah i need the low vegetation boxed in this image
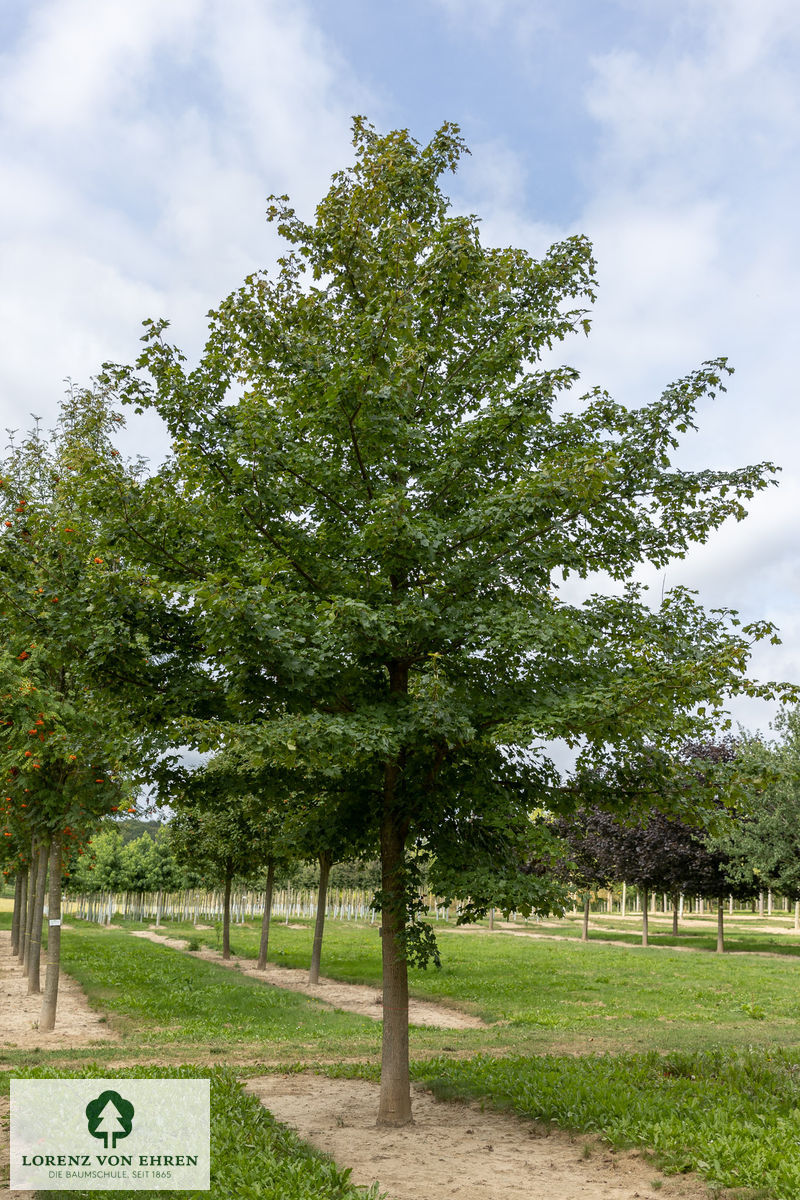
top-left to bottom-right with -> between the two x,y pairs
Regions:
6,914 -> 800,1197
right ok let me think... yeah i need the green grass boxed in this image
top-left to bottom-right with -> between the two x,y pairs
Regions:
4,1065 -> 381,1200
415,1048 -> 800,1198
58,928 -> 382,1055
124,915 -> 800,1054
325,1047 -> 800,1196
543,911 -> 800,957
11,911 -> 800,1197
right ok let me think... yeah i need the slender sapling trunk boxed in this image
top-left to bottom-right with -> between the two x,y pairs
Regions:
641,888 -> 649,947
11,873 -> 22,956
257,860 -> 275,970
672,891 -> 679,936
377,775 -> 412,1127
309,851 -> 332,986
40,834 -> 62,1032
581,894 -> 590,941
27,841 -> 49,994
222,872 -> 232,959
23,843 -> 39,971
17,870 -> 28,961
716,896 -> 725,954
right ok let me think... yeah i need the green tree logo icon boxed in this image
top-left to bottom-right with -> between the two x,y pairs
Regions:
85,1090 -> 135,1149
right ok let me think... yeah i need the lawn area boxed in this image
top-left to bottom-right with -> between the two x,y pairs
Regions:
115,913 -> 800,1055
58,929 -> 383,1057
7,912 -> 800,1197
542,909 -> 800,957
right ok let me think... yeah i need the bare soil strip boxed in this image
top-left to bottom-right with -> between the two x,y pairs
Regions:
0,930 -> 117,1049
1,933 -> 116,1198
246,1074 -> 711,1200
130,930 -> 486,1030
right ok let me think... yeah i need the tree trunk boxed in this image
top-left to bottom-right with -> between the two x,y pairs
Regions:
309,850 -> 332,986
222,872 -> 232,959
758,890 -> 764,918
23,842 -> 40,971
377,783 -> 412,1127
672,891 -> 679,936
39,834 -> 62,1032
27,841 -> 49,994
621,881 -> 626,917
641,888 -> 649,947
488,906 -> 494,931
17,869 -> 28,961
581,894 -> 590,941
257,860 -> 275,970
11,872 -> 23,956
716,897 -> 724,953
795,900 -> 799,933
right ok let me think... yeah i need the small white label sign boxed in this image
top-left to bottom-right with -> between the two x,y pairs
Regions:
10,1079 -> 210,1190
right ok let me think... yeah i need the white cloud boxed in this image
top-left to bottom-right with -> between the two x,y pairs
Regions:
0,0 -> 198,132
453,136 -> 564,256
0,0 -> 372,456
569,1 -> 800,731
445,1 -> 800,734
2,0 -> 799,739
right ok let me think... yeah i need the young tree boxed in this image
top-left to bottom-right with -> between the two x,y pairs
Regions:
561,742 -> 760,950
168,767 -> 278,959
714,716 -> 800,923
97,121 -> 786,1125
551,808 -> 617,940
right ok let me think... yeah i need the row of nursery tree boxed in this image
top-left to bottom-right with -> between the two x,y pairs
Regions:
1,120 -> 796,1123
57,718 -> 800,961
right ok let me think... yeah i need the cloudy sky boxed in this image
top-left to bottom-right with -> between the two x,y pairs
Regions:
2,0 -> 798,736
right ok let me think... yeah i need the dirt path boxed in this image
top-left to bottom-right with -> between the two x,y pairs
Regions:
246,1074 -> 711,1200
0,930 -> 116,1049
1,933 -> 117,1199
130,930 -> 486,1030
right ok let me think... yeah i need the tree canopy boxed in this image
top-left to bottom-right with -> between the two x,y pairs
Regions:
87,119 -> 789,1124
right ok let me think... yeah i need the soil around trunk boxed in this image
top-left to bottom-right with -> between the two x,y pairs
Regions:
130,930 -> 486,1030
246,1073 -> 712,1200
0,930 -> 117,1049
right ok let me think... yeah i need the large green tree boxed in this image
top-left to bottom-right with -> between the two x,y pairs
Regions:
97,120 -> 785,1124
